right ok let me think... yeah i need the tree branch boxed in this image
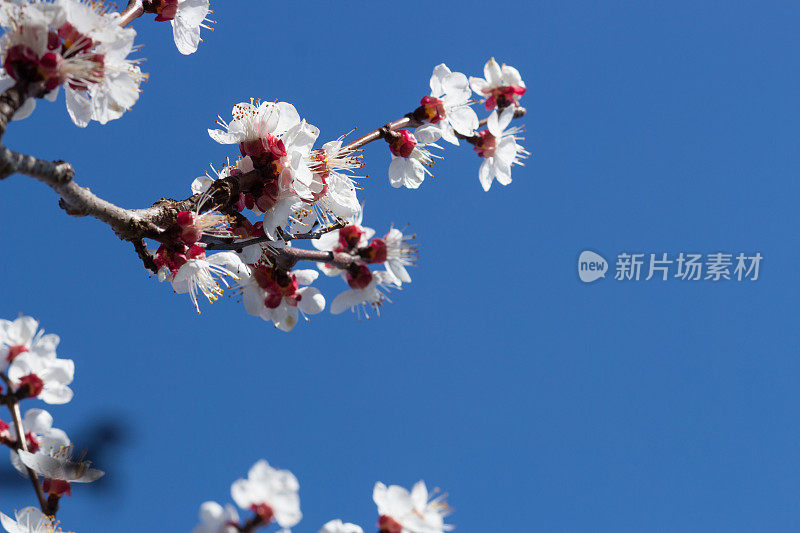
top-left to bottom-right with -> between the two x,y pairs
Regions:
0,77 -> 525,274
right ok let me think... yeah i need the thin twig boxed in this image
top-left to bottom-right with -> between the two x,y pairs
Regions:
277,246 -> 356,270
342,116 -> 420,152
118,0 -> 144,27
1,373 -> 48,514
202,221 -> 346,250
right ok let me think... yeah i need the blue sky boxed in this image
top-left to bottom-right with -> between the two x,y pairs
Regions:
2,1 -> 800,531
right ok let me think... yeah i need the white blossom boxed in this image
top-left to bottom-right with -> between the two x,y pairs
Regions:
168,250 -> 246,313
373,481 -> 453,533
0,316 -> 59,373
2,408 -> 60,446
240,266 -> 325,332
18,441 -> 104,484
469,57 -> 526,110
0,507 -> 64,533
424,63 -> 478,145
473,106 -> 528,191
319,519 -> 363,533
170,0 -> 213,55
192,501 -> 239,533
382,227 -> 416,286
387,128 -> 443,190
306,137 -> 363,221
208,100 -> 295,145
231,459 -> 302,531
6,348 -> 74,405
0,0 -> 146,127
330,270 -> 395,317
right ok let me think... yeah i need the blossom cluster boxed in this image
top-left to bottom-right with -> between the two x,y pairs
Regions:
150,58 -> 528,327
0,1 -> 530,530
0,0 -> 212,126
0,3 -> 530,329
193,459 -> 452,533
0,316 -> 103,533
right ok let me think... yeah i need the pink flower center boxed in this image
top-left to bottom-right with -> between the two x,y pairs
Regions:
17,374 -> 44,399
473,130 -> 497,159
346,263 -> 373,290
418,95 -> 446,124
6,344 -> 29,363
339,225 -> 364,249
253,266 -> 300,308
153,244 -> 206,273
360,239 -> 387,264
152,0 -> 179,21
388,129 -> 418,159
3,24 -> 108,93
251,503 -> 275,523
43,478 -> 72,497
378,515 -> 403,533
483,85 -> 526,110
25,432 -> 40,452
176,211 -> 203,245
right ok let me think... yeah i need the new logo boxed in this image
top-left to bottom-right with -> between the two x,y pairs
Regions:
578,250 -> 607,283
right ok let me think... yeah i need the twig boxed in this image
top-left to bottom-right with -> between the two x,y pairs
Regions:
1,373 -> 48,514
118,0 -> 144,27
133,239 -> 158,273
342,115 -> 422,152
201,221 -> 346,251
276,246 -> 357,271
